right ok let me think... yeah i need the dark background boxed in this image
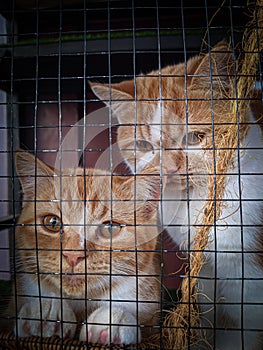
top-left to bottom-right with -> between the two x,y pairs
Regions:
0,0 -> 255,290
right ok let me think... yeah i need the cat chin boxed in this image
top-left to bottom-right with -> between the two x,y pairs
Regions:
63,275 -> 86,287
166,179 -> 208,194
62,275 -> 108,297
44,275 -> 87,297
166,181 -> 186,191
166,178 -> 190,191
62,278 -> 87,297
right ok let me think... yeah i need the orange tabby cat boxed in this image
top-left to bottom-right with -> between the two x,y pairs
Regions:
90,41 -> 263,349
4,150 -> 164,344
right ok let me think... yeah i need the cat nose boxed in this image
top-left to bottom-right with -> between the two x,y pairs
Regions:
162,150 -> 183,174
63,251 -> 85,267
162,161 -> 180,174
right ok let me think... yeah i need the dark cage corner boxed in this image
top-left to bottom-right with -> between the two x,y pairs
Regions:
0,0 -> 263,349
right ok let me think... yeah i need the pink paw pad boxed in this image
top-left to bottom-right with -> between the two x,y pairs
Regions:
87,331 -> 92,342
100,329 -> 108,344
113,335 -> 121,344
22,321 -> 30,335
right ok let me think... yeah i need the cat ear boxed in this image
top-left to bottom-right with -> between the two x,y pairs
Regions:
189,40 -> 234,93
89,80 -> 135,124
15,149 -> 55,200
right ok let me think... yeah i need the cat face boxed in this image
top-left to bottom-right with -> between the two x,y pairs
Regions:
15,151 -> 163,298
90,41 -> 245,190
114,100 -> 215,189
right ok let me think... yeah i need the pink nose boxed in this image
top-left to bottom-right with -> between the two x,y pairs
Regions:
163,163 -> 180,174
63,251 -> 85,267
161,151 -> 183,174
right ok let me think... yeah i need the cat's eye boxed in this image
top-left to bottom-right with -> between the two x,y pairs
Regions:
99,221 -> 121,237
135,140 -> 154,152
43,215 -> 62,232
182,132 -> 205,146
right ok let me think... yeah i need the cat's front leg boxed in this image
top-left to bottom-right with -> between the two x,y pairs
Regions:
79,305 -> 141,344
16,298 -> 77,338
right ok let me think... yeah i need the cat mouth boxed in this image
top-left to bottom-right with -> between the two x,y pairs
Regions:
166,173 -> 207,190
61,275 -> 88,297
63,274 -> 86,287
166,174 -> 192,188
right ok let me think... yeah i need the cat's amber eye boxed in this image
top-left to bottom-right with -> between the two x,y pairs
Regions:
43,215 -> 62,232
99,221 -> 121,237
182,132 -> 205,146
135,140 -> 154,152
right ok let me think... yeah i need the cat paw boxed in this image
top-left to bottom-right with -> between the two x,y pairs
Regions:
16,298 -> 77,338
79,305 -> 141,344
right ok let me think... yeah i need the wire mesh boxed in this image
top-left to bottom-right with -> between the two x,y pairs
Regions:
0,1 -> 262,349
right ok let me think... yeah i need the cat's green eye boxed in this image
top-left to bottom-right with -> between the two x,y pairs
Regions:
135,140 -> 154,152
99,221 -> 121,237
182,132 -> 205,146
43,215 -> 62,232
